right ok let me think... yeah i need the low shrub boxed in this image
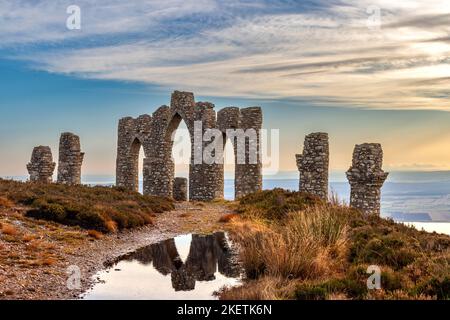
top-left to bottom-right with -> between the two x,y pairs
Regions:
87,230 -> 104,240
237,189 -> 322,221
0,196 -> 14,208
232,203 -> 349,280
415,277 -> 450,300
294,283 -> 328,300
0,223 -> 18,236
217,276 -> 297,300
218,213 -> 240,223
222,188 -> 450,300
0,179 -> 174,232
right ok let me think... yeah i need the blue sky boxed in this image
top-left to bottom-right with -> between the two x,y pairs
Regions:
1,0 -> 450,175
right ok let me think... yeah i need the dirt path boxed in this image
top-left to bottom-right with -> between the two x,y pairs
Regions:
0,201 -> 234,300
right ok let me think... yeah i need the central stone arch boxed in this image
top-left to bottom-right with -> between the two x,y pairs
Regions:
146,91 -> 196,199
116,90 -> 263,201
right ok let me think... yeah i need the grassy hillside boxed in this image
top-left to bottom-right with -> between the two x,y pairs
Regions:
220,189 -> 450,300
0,179 -> 174,233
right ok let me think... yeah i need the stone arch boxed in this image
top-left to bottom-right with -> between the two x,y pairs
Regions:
127,136 -> 145,192
144,92 -> 197,199
217,107 -> 240,199
164,112 -> 193,199
164,112 -> 194,154
217,107 -> 262,199
116,115 -> 152,192
116,90 -> 262,201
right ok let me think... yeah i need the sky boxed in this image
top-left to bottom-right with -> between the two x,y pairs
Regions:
1,0 -> 450,176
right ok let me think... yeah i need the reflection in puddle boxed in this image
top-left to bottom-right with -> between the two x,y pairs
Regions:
82,232 -> 242,300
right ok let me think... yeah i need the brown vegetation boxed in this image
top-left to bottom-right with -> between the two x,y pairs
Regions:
236,188 -> 322,221
0,179 -> 174,233
221,189 -> 450,300
0,223 -> 18,236
218,213 -> 240,223
87,230 -> 104,240
0,196 -> 14,208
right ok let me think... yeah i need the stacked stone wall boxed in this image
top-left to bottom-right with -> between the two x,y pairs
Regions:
346,143 -> 388,215
27,146 -> 56,183
57,133 -> 84,185
173,177 -> 188,201
235,107 -> 263,199
296,132 -> 329,200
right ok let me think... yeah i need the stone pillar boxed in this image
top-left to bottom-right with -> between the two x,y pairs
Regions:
27,146 -> 56,183
57,132 -> 84,185
235,107 -> 263,199
346,143 -> 389,215
295,132 -> 329,200
173,177 -> 188,201
190,102 -> 222,201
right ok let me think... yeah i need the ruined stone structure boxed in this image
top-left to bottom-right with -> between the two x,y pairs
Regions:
173,177 -> 188,201
296,132 -> 329,200
218,107 -> 263,199
116,91 -> 263,201
121,232 -> 240,292
346,143 -> 389,215
57,132 -> 84,185
27,146 -> 56,183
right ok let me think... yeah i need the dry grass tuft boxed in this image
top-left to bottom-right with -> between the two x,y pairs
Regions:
217,276 -> 298,300
41,257 -> 57,266
22,234 -> 38,242
26,240 -> 43,251
0,196 -> 14,208
220,189 -> 450,300
219,213 -> 240,223
237,188 -> 323,221
179,213 -> 191,218
232,204 -> 349,280
87,230 -> 104,240
105,220 -> 118,233
1,223 -> 19,236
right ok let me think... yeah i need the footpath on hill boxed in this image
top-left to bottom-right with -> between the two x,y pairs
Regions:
0,201 -> 233,299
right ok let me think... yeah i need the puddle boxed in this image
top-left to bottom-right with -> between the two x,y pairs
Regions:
82,232 -> 242,300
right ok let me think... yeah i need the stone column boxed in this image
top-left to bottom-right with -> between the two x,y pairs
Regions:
346,143 -> 389,215
235,107 -> 263,199
57,132 -> 84,185
295,132 -> 329,200
173,177 -> 188,201
27,146 -> 56,183
190,102 -> 221,201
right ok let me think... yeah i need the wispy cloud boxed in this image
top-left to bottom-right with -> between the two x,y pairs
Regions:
1,0 -> 449,110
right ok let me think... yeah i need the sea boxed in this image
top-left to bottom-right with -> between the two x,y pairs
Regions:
3,171 -> 450,235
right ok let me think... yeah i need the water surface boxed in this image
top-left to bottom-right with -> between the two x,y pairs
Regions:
82,233 -> 241,300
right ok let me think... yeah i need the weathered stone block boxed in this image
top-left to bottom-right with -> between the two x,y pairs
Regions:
296,132 -> 330,200
27,146 -> 56,183
296,132 -> 329,200
346,143 -> 389,215
173,177 -> 188,201
57,132 -> 84,185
